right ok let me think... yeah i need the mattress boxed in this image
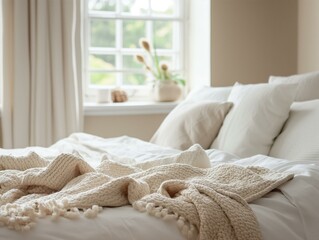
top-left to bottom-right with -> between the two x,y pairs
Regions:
1,133 -> 319,240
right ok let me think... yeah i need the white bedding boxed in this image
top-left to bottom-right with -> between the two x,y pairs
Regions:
1,133 -> 319,240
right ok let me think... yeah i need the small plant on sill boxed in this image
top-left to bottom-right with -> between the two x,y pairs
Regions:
135,38 -> 185,86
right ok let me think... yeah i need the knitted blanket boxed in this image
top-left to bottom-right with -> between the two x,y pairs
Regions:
0,145 -> 293,240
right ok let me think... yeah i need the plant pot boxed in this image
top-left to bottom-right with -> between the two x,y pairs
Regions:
153,80 -> 182,102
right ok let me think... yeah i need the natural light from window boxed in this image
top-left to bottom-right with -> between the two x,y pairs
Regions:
86,0 -> 184,98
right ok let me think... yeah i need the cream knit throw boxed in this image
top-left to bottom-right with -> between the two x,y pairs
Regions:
0,145 -> 293,240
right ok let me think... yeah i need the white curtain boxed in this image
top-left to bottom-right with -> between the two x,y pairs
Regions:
0,0 -> 83,148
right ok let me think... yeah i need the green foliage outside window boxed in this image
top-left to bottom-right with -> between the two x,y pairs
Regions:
88,0 -> 178,87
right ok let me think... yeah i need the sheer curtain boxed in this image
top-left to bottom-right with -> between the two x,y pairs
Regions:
0,0 -> 83,148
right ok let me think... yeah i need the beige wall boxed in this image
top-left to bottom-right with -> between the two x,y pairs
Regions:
84,114 -> 167,141
298,0 -> 319,73
211,0 -> 298,86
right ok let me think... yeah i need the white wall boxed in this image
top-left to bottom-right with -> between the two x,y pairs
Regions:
298,0 -> 319,73
187,0 -> 211,89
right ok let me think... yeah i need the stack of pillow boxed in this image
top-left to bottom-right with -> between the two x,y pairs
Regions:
268,71 -> 319,161
150,71 -> 319,161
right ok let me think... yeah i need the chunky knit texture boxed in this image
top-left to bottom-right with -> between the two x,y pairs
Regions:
0,145 -> 293,240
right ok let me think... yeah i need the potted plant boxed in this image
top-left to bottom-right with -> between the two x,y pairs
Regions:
135,38 -> 185,102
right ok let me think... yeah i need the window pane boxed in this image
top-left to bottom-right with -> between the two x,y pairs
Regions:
90,19 -> 116,48
86,0 -> 183,93
154,21 -> 173,49
89,54 -> 115,70
151,0 -> 175,15
90,72 -> 117,86
122,0 -> 149,15
123,20 -> 146,48
89,0 -> 116,12
123,55 -> 142,69
123,73 -> 146,85
158,55 -> 173,69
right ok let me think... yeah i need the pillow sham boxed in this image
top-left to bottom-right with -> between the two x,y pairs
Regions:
269,71 -> 319,101
269,100 -> 319,161
150,101 -> 233,150
210,82 -> 297,157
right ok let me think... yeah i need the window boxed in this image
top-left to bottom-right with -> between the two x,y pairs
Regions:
85,0 -> 185,101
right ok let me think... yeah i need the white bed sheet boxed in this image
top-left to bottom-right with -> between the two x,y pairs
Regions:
0,206 -> 184,240
1,133 -> 319,240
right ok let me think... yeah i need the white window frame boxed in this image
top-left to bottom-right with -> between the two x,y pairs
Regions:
83,0 -> 212,116
84,0 -> 186,102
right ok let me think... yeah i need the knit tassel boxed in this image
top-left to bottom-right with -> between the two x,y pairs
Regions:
133,200 -> 198,240
84,205 -> 103,218
0,200 -> 103,231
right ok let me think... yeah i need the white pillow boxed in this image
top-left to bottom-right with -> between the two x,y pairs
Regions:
184,86 -> 232,103
269,71 -> 319,101
210,82 -> 297,158
150,101 -> 233,150
269,100 -> 319,161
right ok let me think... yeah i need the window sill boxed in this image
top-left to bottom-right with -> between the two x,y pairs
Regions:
84,101 -> 179,116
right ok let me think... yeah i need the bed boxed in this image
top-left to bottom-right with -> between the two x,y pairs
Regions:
1,71 -> 319,240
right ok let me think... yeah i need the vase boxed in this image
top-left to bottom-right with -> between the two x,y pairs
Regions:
153,80 -> 182,102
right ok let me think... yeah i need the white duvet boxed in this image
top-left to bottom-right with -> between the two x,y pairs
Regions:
1,133 -> 319,240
